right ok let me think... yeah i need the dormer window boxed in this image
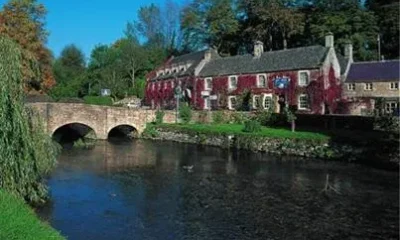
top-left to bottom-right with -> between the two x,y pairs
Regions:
228,76 -> 238,89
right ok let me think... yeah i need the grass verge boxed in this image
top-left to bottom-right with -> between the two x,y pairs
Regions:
157,123 -> 330,141
0,190 -> 64,240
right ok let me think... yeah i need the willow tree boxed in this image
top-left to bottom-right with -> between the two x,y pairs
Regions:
0,37 -> 57,205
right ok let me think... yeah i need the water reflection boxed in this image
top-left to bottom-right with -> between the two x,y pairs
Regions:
38,140 -> 399,240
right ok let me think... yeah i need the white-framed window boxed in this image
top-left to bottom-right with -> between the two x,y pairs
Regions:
204,77 -> 212,90
390,82 -> 399,90
204,98 -> 211,110
298,71 -> 310,86
298,94 -> 310,110
166,69 -> 171,75
253,95 -> 261,109
263,94 -> 273,110
180,66 -> 186,72
257,74 -> 267,88
347,83 -> 355,91
228,75 -> 238,89
364,83 -> 373,91
385,101 -> 398,113
173,68 -> 178,73
228,96 -> 237,110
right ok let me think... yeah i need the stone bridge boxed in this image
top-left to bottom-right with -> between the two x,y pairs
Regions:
28,103 -> 176,139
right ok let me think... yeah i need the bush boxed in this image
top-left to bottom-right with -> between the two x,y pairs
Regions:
213,111 -> 226,124
243,120 -> 262,133
179,104 -> 192,123
155,110 -> 165,124
231,112 -> 249,124
83,96 -> 113,106
142,124 -> 159,138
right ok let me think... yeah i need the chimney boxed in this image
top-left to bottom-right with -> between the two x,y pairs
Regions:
325,32 -> 334,48
254,40 -> 264,58
204,49 -> 213,61
344,42 -> 353,62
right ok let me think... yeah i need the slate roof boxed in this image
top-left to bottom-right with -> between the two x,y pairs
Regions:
152,50 -> 219,81
199,45 -> 330,77
337,54 -> 350,75
346,60 -> 400,82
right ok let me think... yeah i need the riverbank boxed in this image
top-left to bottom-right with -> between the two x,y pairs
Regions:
143,123 -> 399,170
0,190 -> 64,240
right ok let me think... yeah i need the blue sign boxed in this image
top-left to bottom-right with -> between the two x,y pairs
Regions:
273,77 -> 290,89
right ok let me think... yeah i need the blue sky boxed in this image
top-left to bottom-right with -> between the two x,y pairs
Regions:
0,0 -> 182,59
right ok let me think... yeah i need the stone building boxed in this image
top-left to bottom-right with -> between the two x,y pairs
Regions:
146,34 -> 351,114
342,60 -> 400,115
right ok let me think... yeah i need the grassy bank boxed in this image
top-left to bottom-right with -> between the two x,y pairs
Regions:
0,190 -> 64,240
157,123 -> 330,141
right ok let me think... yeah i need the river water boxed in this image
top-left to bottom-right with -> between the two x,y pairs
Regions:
37,140 -> 399,240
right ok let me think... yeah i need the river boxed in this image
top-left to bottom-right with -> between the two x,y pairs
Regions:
37,140 -> 399,240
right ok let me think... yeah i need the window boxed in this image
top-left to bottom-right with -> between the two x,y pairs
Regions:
263,95 -> 273,110
385,101 -> 398,114
298,71 -> 310,86
253,95 -> 260,109
180,67 -> 186,72
390,82 -> 399,90
228,96 -> 237,110
204,77 -> 212,90
229,76 -> 238,89
298,94 -> 310,110
204,98 -> 211,110
257,74 -> 267,88
166,69 -> 171,75
364,83 -> 373,91
347,83 -> 355,91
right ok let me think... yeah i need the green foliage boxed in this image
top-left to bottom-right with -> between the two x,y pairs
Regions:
155,109 -> 165,124
0,37 -> 58,205
212,111 -> 227,124
230,112 -> 249,124
73,138 -> 95,149
179,103 -> 192,123
243,120 -> 262,133
142,123 -> 160,138
83,96 -> 113,106
132,77 -> 146,99
0,190 -> 64,240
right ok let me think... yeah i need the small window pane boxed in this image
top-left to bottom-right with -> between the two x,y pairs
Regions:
299,95 -> 309,109
264,96 -> 272,109
229,97 -> 237,109
229,76 -> 237,88
258,75 -> 266,87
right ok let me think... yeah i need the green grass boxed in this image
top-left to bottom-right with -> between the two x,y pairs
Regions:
158,123 -> 330,141
0,190 -> 64,240
83,96 -> 113,106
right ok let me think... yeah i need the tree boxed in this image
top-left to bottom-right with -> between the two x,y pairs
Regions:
181,0 -> 239,54
0,0 -> 55,92
0,37 -> 57,204
53,44 -> 86,84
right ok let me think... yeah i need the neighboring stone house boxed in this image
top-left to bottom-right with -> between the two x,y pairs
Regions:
342,60 -> 400,115
146,34 -> 351,114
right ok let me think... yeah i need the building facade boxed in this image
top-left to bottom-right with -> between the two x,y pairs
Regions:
342,60 -> 400,115
146,34 -> 351,114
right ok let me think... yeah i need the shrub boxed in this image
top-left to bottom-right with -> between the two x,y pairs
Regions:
83,96 -> 113,106
179,103 -> 192,123
231,112 -> 249,124
213,111 -> 226,124
243,120 -> 262,133
142,124 -> 159,138
155,109 -> 165,124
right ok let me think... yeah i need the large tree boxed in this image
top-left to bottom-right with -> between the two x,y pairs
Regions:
53,44 -> 86,84
0,0 -> 55,92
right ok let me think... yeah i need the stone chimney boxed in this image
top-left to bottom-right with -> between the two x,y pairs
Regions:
204,49 -> 213,61
325,32 -> 334,48
254,40 -> 264,58
344,42 -> 353,62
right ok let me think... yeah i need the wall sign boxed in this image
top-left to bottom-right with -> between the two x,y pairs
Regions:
273,77 -> 291,89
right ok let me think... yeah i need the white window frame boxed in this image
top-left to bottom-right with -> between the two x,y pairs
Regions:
228,75 -> 238,89
262,94 -> 273,110
204,77 -> 212,90
180,66 -> 186,72
385,101 -> 398,113
347,83 -> 355,91
228,96 -> 237,110
257,74 -> 267,88
204,98 -> 211,110
165,69 -> 171,75
389,82 -> 399,90
298,94 -> 310,110
298,70 -> 310,87
253,95 -> 261,109
364,83 -> 373,91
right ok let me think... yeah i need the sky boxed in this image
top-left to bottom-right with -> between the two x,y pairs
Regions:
0,0 -> 182,59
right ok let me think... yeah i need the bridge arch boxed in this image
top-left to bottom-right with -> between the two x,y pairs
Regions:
107,124 -> 139,140
52,122 -> 97,143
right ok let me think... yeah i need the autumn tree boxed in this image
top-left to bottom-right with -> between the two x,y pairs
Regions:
0,0 -> 55,92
